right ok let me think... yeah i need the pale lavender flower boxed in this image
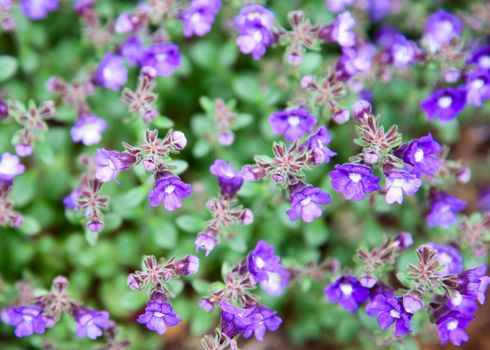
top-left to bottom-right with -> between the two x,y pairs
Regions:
325,0 -> 354,13
427,192 -> 467,228
95,54 -> 128,91
210,159 -> 244,197
384,169 -> 422,204
94,149 -> 136,182
3,306 -> 49,338
269,107 -> 317,142
114,13 -> 134,34
335,44 -> 376,80
74,308 -> 110,340
140,43 -> 182,77
195,232 -> 218,256
20,0 -> 59,20
330,163 -> 380,201
181,0 -> 221,37
70,115 -> 107,146
424,10 -> 462,52
259,267 -> 289,296
465,70 -> 490,107
0,152 -> 25,180
319,11 -> 356,47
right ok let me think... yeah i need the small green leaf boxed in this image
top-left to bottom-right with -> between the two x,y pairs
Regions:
176,215 -> 203,233
0,56 -> 18,82
18,216 -> 41,235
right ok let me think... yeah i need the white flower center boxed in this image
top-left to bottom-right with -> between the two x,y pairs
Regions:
447,320 -> 458,331
288,116 -> 300,126
471,79 -> 484,90
301,197 -> 311,206
393,179 -> 405,187
190,13 -> 201,24
340,283 -> 353,296
349,173 -> 362,183
255,256 -> 265,268
438,252 -> 453,264
440,204 -> 451,213
451,292 -> 462,306
438,96 -> 452,109
156,53 -> 167,62
414,149 -> 424,162
253,30 -> 263,43
165,185 -> 175,194
154,312 -> 164,318
23,315 -> 33,322
479,56 -> 490,68
390,310 -> 401,319
440,21 -> 453,34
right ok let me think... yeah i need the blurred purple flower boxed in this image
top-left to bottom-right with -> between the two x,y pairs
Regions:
400,133 -> 441,176
420,87 -> 466,122
3,306 -> 49,338
335,44 -> 376,80
94,149 -> 136,182
181,0 -> 221,37
114,13 -> 135,34
140,43 -> 181,77
383,169 -> 422,204
330,163 -> 380,201
20,0 -> 59,20
121,36 -> 143,66
195,232 -> 218,256
0,152 -> 25,180
425,243 -> 463,276
325,0 -> 354,13
467,45 -> 490,70
325,275 -> 370,312
259,266 -> 289,296
287,185 -> 331,223
63,188 -> 82,209
74,308 -> 110,340
70,115 -> 107,146
95,54 -> 128,91
269,107 -> 317,142
465,70 -> 490,106
424,10 -> 462,52
300,126 -> 337,165
427,192 -> 467,228
243,305 -> 282,341
319,12 -> 356,47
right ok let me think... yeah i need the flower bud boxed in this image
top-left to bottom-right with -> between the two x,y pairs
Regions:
394,232 -> 413,252
195,232 -> 218,257
171,131 -> 187,150
87,221 -> 104,233
332,109 -> 350,124
0,99 -> 8,119
141,66 -> 157,79
359,275 -> 378,288
352,100 -> 372,122
127,273 -> 141,290
402,293 -> 424,314
199,297 -> 216,312
175,255 -> 200,276
287,51 -> 303,66
241,208 -> 254,225
300,75 -> 314,89
456,166 -> 471,184
363,152 -> 379,164
443,68 -> 461,83
15,143 -> 33,157
143,109 -> 157,122
143,160 -> 156,172
218,131 -> 234,146
53,276 -> 69,293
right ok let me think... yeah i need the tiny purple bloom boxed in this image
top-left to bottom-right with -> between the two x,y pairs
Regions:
300,126 -> 337,165
425,243 -> 463,276
424,10 -> 462,52
181,0 -> 221,37
114,13 -> 134,34
120,36 -> 143,66
63,188 -> 82,209
3,306 -> 49,338
368,0 -> 392,22
210,159 -> 244,197
319,12 -> 356,47
269,107 -> 317,142
0,152 -> 25,180
286,185 -> 331,223
248,240 -> 282,283
140,43 -> 182,77
70,115 -> 107,146
148,173 -> 192,211
95,54 -> 128,91
384,169 -> 422,204
436,311 -> 473,346
402,293 -> 424,314
455,265 -> 487,301
420,87 -> 466,122
427,192 -> 467,228
175,255 -> 200,276
94,149 -> 136,182
259,266 -> 289,296
220,301 -> 258,339
195,232 -> 218,256
325,0 -> 354,13
15,143 -> 32,157
243,305 -> 282,342
325,275 -> 370,312
468,45 -> 490,70
366,294 -> 412,337
20,0 -> 59,20
335,44 -> 376,81
400,133 -> 441,176
137,294 -> 181,335
465,69 -> 490,107
330,163 -> 380,201
75,308 -> 110,340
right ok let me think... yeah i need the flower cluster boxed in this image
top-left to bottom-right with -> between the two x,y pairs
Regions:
200,241 -> 287,349
127,255 -> 199,335
1,276 -> 118,342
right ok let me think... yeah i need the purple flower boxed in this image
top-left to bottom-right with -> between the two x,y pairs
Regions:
70,115 -> 107,146
425,243 -> 463,276
384,169 -> 422,204
74,308 -> 110,340
210,159 -> 244,197
248,240 -> 282,283
455,265 -> 487,301
368,0 -> 392,22
400,133 -> 441,176
424,10 -> 462,52
319,12 -> 356,47
195,232 -> 218,256
148,173 -> 192,211
330,163 -> 380,201
175,255 -> 200,276
478,276 -> 490,305
325,275 -> 370,312
114,13 -> 135,34
181,0 -> 221,37
0,152 -> 25,180
269,107 -> 317,142
446,293 -> 478,315
366,294 -> 412,337
436,311 -> 473,346
95,54 -> 128,91
468,45 -> 490,70
15,143 -> 33,157
140,43 -> 181,77
335,44 -> 376,80
389,35 -> 419,69
259,266 -> 289,296
234,5 -> 275,60
220,301 -> 258,339
325,0 -> 354,12
3,306 -> 49,338
137,294 -> 181,335
420,87 -> 466,122
301,126 -> 337,165
73,0 -> 92,14
94,149 -> 136,182
20,0 -> 59,20
120,36 -> 143,66
63,188 -> 82,209
427,192 -> 467,228
402,293 -> 424,314
243,305 -> 282,341
286,185 -> 331,223
466,69 -> 490,107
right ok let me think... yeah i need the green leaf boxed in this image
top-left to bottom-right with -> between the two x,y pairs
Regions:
304,219 -> 329,247
193,139 -> 211,157
191,279 -> 211,294
232,75 -> 262,103
0,56 -> 18,82
113,186 -> 148,214
18,216 -> 41,236
149,218 -> 177,249
176,215 -> 203,233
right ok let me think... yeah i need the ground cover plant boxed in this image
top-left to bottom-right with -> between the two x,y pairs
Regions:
0,0 -> 490,349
